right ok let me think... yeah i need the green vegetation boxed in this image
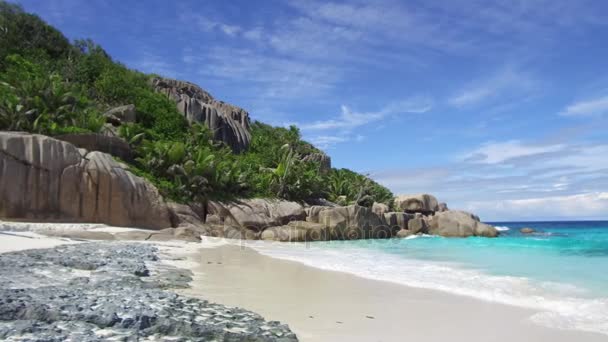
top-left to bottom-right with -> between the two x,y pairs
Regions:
0,1 -> 393,207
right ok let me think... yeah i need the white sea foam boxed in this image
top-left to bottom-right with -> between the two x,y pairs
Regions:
495,226 -> 511,231
241,240 -> 608,336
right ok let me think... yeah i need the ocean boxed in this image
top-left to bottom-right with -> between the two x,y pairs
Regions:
248,221 -> 608,335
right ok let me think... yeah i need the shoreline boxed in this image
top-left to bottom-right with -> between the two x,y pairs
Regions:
172,242 -> 607,342
1,224 -> 606,341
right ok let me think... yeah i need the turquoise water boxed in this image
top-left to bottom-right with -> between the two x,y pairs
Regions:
250,221 -> 608,334
372,221 -> 608,297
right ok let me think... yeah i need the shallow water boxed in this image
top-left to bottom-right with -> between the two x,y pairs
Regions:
248,221 -> 608,335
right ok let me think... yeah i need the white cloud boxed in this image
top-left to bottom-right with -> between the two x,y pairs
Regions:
300,97 -> 433,131
448,68 -> 537,108
307,135 -> 350,149
465,192 -> 608,220
464,140 -> 565,164
561,95 -> 608,117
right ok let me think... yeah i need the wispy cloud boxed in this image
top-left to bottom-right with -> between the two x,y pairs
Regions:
561,95 -> 608,117
463,140 -> 565,164
465,192 -> 608,220
300,97 -> 433,131
448,68 -> 537,108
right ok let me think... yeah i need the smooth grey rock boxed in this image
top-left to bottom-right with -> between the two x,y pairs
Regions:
372,202 -> 390,217
407,217 -> 428,234
223,199 -> 306,231
317,205 -> 392,240
384,212 -> 411,230
55,133 -> 133,162
261,221 -> 329,242
396,229 -> 413,238
0,132 -> 172,230
427,210 -> 499,238
103,104 -> 136,124
394,194 -> 439,213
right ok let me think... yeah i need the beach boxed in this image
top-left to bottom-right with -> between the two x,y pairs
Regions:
174,242 -> 607,342
2,225 -> 607,341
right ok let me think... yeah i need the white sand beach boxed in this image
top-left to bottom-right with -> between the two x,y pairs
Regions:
2,225 -> 606,342
174,243 -> 607,342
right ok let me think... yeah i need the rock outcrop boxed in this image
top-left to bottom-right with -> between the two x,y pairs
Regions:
427,210 -> 498,238
520,227 -> 535,234
103,104 -> 136,125
221,198 -> 306,231
317,205 -> 393,239
384,212 -> 411,230
55,133 -> 133,162
151,77 -> 251,152
372,202 -> 390,217
261,221 -> 329,242
302,151 -> 331,173
407,215 -> 429,234
394,194 -> 439,213
0,132 -> 172,229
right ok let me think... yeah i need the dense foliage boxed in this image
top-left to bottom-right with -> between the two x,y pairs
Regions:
0,1 -> 393,206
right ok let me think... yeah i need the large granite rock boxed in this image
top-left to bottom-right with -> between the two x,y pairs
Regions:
384,212 -> 411,230
372,202 -> 390,217
407,216 -> 429,234
427,210 -> 498,238
317,205 -> 393,239
103,104 -> 136,125
302,151 -> 331,173
151,77 -> 251,152
261,221 -> 329,242
305,205 -> 333,223
167,202 -> 206,227
55,133 -> 133,162
223,199 -> 306,231
394,194 -> 439,213
0,132 -> 172,229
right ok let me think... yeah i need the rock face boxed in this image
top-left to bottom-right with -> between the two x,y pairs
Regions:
394,194 -> 439,213
0,132 -> 172,229
151,77 -> 251,153
384,212 -> 411,230
261,221 -> 329,242
302,151 -> 331,173
223,199 -> 306,231
372,202 -> 390,217
407,216 -> 429,234
55,133 -> 133,162
317,205 -> 392,239
428,210 -> 498,238
520,227 -> 535,234
103,104 -> 136,125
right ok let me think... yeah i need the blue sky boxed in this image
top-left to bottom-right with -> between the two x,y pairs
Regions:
15,0 -> 608,221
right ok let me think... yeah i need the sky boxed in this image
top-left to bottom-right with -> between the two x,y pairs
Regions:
14,0 -> 608,221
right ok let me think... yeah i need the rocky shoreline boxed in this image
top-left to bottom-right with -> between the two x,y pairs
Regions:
0,242 -> 297,341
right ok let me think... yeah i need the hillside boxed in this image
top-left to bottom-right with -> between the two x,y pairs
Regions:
0,1 -> 393,208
